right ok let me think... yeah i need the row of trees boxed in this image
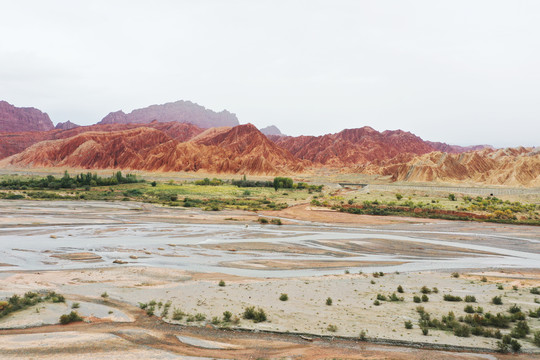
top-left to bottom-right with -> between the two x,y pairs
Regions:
0,171 -> 142,190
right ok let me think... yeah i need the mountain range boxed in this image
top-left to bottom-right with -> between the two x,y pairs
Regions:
0,100 -> 538,186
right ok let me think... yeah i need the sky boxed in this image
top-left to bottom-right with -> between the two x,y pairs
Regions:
1,1 -> 539,147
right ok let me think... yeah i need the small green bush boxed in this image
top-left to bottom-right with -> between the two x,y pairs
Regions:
492,296 -> 503,305
279,293 -> 288,301
59,311 -> 83,325
464,305 -> 475,313
326,297 -> 332,306
327,324 -> 338,332
464,295 -> 476,303
443,294 -> 462,302
397,285 -> 404,293
218,280 -> 225,287
223,311 -> 232,322
413,296 -> 421,303
404,320 -> 413,329
420,286 -> 431,294
421,294 -> 429,302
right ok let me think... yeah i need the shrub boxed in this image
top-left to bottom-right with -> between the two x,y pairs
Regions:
359,330 -> 367,340
464,305 -> 475,314
531,287 -> 540,295
223,311 -> 232,322
59,311 -> 83,325
243,306 -> 267,323
413,296 -> 421,303
432,287 -> 439,294
376,294 -> 386,301
451,272 -> 459,278
279,293 -> 288,301
151,181 -> 157,187
389,293 -> 404,302
497,284 -> 504,290
492,296 -> 503,305
270,218 -> 282,225
464,295 -> 476,303
101,292 -> 109,299
71,302 -> 80,309
420,286 -> 431,294
373,299 -> 380,306
508,304 -> 521,314
533,330 -> 540,347
481,276 -> 487,282
421,327 -> 429,335
421,294 -> 429,302
453,324 -> 471,337
218,280 -> 225,287
443,294 -> 462,302
404,320 -> 413,329
397,285 -> 404,293
327,324 -> 338,332
258,218 -> 269,224
510,321 -> 530,339
326,297 -> 332,306
211,316 -> 221,325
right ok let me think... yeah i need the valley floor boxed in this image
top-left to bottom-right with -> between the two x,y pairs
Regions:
0,200 -> 539,359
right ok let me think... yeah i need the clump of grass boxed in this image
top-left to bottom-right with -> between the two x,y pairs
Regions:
481,276 -> 488,282
389,293 -> 404,302
71,302 -> 80,309
218,280 -> 225,287
531,287 -> 540,295
376,294 -> 387,301
327,324 -> 338,332
279,293 -> 288,301
373,300 -> 381,306
508,304 -> 521,314
370,280 -> 375,285
223,311 -> 232,322
270,218 -> 282,225
510,320 -> 530,339
359,330 -> 367,340
420,286 -> 431,294
172,308 -> 186,321
258,218 -> 269,224
451,272 -> 460,278
59,311 -> 83,325
421,327 -> 429,335
344,269 -> 350,274
464,295 -> 476,303
421,294 -> 429,302
413,296 -> 421,303
326,297 -> 333,306
101,292 -> 109,299
397,285 -> 404,293
497,284 -> 504,290
464,305 -> 475,314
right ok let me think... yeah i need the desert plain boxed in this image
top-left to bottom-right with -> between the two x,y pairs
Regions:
0,185 -> 539,360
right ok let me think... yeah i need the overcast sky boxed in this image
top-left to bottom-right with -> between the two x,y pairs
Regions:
1,1 -> 539,147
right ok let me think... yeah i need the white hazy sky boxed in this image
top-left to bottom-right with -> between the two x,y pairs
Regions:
1,1 -> 539,147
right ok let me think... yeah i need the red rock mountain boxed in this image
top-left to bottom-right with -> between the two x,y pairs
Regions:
98,100 -> 239,128
55,121 -> 80,130
0,101 -> 54,133
425,141 -> 491,154
273,127 -> 435,166
362,147 -> 540,187
4,124 -> 304,175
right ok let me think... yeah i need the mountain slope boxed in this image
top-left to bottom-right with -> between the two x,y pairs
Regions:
0,101 -> 54,132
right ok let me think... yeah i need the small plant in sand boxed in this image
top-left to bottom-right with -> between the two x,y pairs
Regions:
531,287 -> 540,295
508,304 -> 521,314
211,316 -> 221,325
464,305 -> 475,314
492,295 -> 503,305
421,327 -> 429,335
326,297 -> 333,306
413,296 -> 421,303
421,294 -> 429,302
404,320 -> 413,329
279,293 -> 288,301
481,276 -> 488,282
451,272 -> 460,278
464,295 -> 476,303
194,313 -> 206,322
443,294 -> 462,302
370,280 -> 376,285
101,292 -> 109,299
223,311 -> 232,322
373,300 -> 380,306
497,284 -> 504,290
258,217 -> 269,224
397,285 -> 404,293
510,320 -> 530,339
420,286 -> 431,294
172,308 -> 185,320
218,280 -> 226,287
327,324 -> 338,332
71,302 -> 80,309
376,294 -> 386,301
533,330 -> 540,347
59,311 -> 83,325
344,269 -> 350,274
